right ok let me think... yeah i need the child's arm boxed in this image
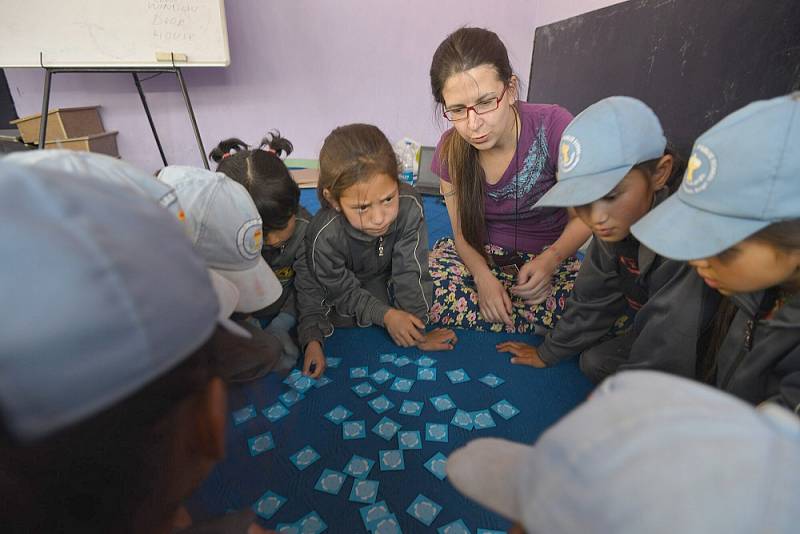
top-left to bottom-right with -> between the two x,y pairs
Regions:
390,193 -> 433,323
294,241 -> 329,378
536,239 -> 628,366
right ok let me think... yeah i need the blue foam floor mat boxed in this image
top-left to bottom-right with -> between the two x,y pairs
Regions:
187,327 -> 593,533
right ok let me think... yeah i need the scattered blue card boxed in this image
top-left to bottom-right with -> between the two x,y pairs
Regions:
360,501 -> 391,531
352,382 -> 377,398
342,420 -> 366,440
247,431 -> 275,456
417,367 -> 437,381
370,368 -> 394,384
407,494 -> 442,526
471,410 -> 496,430
379,352 -> 397,363
326,357 -> 342,368
324,404 -> 352,424
445,368 -> 471,384
350,366 -> 369,379
369,513 -> 402,533
378,449 -> 405,471
314,469 -> 346,495
416,355 -> 437,367
491,399 -> 520,420
297,511 -> 327,534
424,452 -> 448,480
368,395 -> 395,414
282,369 -> 303,386
398,430 -> 422,450
372,417 -> 401,441
262,402 -> 289,423
477,529 -> 506,534
478,373 -> 505,388
253,490 -> 286,520
313,375 -> 333,388
393,356 -> 412,367
289,445 -> 320,470
439,519 -> 471,534
278,390 -> 304,407
425,423 -> 449,442
399,400 -> 423,416
451,409 -> 474,430
291,375 -> 316,393
430,394 -> 456,412
232,404 -> 256,426
276,523 -> 299,534
343,454 -> 375,479
390,377 -> 415,393
349,479 -> 380,504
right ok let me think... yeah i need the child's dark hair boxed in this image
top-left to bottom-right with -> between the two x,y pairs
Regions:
318,123 -> 399,209
210,131 -> 299,232
429,27 -> 516,255
0,328 -> 227,534
632,143 -> 686,193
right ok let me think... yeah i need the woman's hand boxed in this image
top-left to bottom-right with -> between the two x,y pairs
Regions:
496,341 -> 547,368
511,253 -> 558,305
302,341 -> 327,378
384,308 -> 426,347
475,271 -> 514,328
417,328 -> 458,351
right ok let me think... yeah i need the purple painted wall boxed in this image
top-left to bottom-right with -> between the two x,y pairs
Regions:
5,0 -> 621,172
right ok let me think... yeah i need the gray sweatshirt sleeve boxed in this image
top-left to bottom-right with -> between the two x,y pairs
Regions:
390,195 -> 432,323
538,239 -> 628,365
294,239 -> 329,349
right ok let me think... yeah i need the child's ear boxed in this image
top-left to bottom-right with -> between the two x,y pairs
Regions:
322,188 -> 340,211
652,154 -> 674,191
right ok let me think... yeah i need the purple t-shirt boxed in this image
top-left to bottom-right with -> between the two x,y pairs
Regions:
432,102 -> 573,254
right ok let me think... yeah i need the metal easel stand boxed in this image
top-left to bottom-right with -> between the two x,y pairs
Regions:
37,54 -> 209,169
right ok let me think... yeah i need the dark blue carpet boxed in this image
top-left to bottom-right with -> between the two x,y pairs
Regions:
186,327 -> 593,533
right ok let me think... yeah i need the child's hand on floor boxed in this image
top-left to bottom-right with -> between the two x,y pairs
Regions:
302,341 -> 326,378
475,271 -> 514,328
496,341 -> 547,368
417,328 -> 458,351
384,308 -> 426,347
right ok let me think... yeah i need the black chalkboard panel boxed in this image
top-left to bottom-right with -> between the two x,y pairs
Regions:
527,0 -> 800,157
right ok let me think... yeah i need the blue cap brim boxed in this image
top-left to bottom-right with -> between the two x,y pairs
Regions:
631,194 -> 770,261
534,165 -> 632,208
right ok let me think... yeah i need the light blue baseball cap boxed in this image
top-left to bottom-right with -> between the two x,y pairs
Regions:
0,161 -> 243,442
632,93 -> 800,260
535,96 -> 666,208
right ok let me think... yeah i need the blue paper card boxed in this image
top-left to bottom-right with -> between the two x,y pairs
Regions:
478,373 -> 505,388
399,400 -> 424,416
370,513 -> 402,533
314,469 -> 346,495
439,519 -> 471,534
393,356 -> 412,367
291,375 -> 316,393
289,445 -> 320,470
282,369 -> 303,386
471,410 -> 496,429
390,377 -> 415,392
297,511 -> 327,534
360,501 -> 391,530
326,357 -> 342,368
417,367 -> 437,381
324,404 -> 352,424
276,523 -> 299,534
232,404 -> 256,426
445,368 -> 471,384
379,353 -> 397,363
372,417 -> 401,441
370,368 -> 394,384
350,366 -> 369,379
247,431 -> 275,456
343,454 -> 375,479
262,402 -> 289,423
477,530 -> 506,534
491,399 -> 520,420
424,452 -> 448,480
398,430 -> 422,450
352,382 -> 377,397
253,490 -> 286,520
416,355 -> 437,367
407,494 -> 442,526
430,394 -> 456,412
278,390 -> 304,407
451,409 -> 474,430
378,449 -> 405,471
368,395 -> 395,414
342,420 -> 366,440
349,479 -> 380,504
314,375 -> 333,388
425,423 -> 449,442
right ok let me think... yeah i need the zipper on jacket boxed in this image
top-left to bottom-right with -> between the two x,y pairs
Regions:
720,289 -> 778,389
377,236 -> 384,257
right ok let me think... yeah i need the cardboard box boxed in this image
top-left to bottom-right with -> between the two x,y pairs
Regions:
45,131 -> 119,157
11,106 -> 105,144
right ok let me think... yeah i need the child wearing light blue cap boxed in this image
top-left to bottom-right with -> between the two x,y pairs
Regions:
632,93 -> 800,409
497,96 -> 719,383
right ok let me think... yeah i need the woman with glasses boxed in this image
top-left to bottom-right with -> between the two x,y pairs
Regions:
427,27 -> 599,335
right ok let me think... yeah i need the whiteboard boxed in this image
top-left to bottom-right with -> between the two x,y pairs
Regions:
0,0 -> 230,68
